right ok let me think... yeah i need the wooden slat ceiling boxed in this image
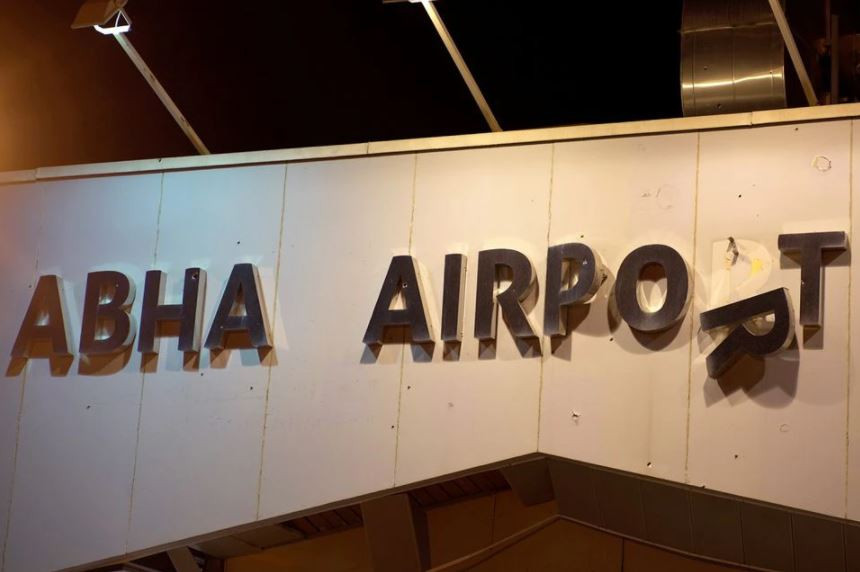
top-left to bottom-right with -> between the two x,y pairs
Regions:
192,469 -> 511,560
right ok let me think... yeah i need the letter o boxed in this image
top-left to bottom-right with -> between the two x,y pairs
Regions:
614,244 -> 690,332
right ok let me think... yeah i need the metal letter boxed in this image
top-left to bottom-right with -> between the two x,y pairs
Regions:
11,275 -> 72,357
614,244 -> 691,332
204,263 -> 272,350
544,243 -> 606,337
363,256 -> 433,345
777,231 -> 847,326
79,270 -> 136,355
441,254 -> 467,342
138,268 -> 206,353
700,288 -> 795,378
474,249 -> 537,340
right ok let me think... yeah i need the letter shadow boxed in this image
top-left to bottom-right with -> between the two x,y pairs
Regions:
78,346 -> 133,376
477,333 -> 542,360
140,351 -> 201,373
442,341 -> 461,361
210,331 -> 274,369
478,339 -> 496,360
6,340 -> 73,377
139,321 -> 205,373
705,340 -> 800,408
361,326 -> 409,364
605,281 -> 622,334
550,305 -> 592,360
803,325 -> 822,350
630,321 -> 685,351
411,341 -> 435,363
5,357 -> 26,377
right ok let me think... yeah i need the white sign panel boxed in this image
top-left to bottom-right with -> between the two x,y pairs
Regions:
0,117 -> 856,571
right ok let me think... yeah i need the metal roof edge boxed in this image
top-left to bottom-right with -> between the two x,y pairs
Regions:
3,103 -> 860,185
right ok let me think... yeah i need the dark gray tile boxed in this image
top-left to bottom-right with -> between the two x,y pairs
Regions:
547,458 -> 602,525
846,524 -> 860,572
641,480 -> 693,552
690,491 -> 744,563
741,502 -> 794,571
792,513 -> 844,572
593,469 -> 645,538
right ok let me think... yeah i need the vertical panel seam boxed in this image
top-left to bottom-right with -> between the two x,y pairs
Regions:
489,493 -> 497,544
738,501 -> 746,564
0,369 -> 25,572
846,120 -> 854,521
152,173 -> 165,264
255,163 -> 290,519
788,511 -> 797,572
392,153 -> 419,487
1,184 -> 46,571
590,468 -> 604,528
684,132 -> 702,484
536,144 -> 555,453
124,171 -> 165,551
685,489 -> 695,554
637,478 -> 647,540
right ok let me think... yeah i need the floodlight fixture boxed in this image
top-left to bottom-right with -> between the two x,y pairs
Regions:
71,0 -> 128,29
385,0 -> 500,131
94,10 -> 131,35
72,0 -> 211,155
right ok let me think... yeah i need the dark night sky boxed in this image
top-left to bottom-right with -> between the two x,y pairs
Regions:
0,1 -> 684,172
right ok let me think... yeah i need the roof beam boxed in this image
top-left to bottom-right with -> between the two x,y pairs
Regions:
419,1 -> 502,132
113,32 -> 212,154
766,0 -> 817,106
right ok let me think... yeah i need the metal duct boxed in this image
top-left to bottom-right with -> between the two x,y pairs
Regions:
681,0 -> 786,115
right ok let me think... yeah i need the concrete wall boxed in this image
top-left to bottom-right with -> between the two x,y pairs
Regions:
0,116 -> 856,571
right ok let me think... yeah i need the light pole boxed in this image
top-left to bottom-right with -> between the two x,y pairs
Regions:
72,0 -> 211,154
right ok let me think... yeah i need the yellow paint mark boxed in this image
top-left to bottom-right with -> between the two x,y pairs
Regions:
750,258 -> 764,276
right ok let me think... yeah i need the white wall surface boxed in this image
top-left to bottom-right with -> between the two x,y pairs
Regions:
848,121 -> 860,521
540,133 -> 698,484
687,122 -> 851,516
396,144 -> 552,486
0,184 -> 43,572
4,175 -> 162,572
259,155 -> 415,519
0,119 -> 857,571
127,165 -> 287,552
